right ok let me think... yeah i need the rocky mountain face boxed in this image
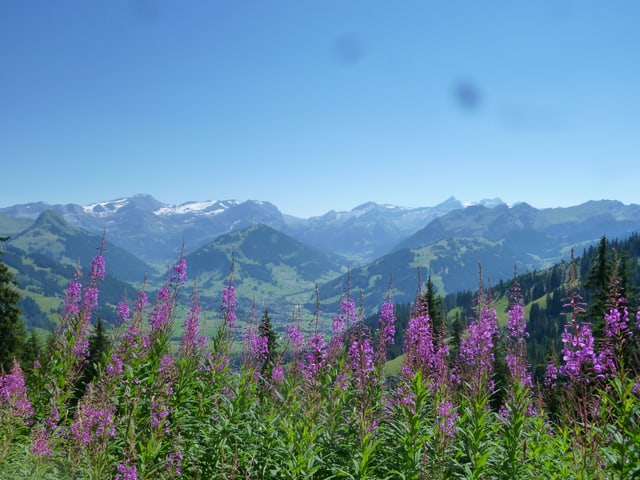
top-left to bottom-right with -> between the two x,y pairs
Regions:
321,200 -> 640,311
2,194 -> 640,325
0,194 -> 465,265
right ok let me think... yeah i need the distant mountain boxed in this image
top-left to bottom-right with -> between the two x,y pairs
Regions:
9,209 -> 153,282
282,197 -> 463,263
184,224 -> 347,317
396,201 -> 640,254
320,200 -> 640,313
0,195 -> 286,265
3,242 -> 138,329
0,194 -> 466,265
3,195 -> 640,328
0,214 -> 32,237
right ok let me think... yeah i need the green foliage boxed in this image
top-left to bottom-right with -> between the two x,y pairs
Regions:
0,238 -> 25,372
597,375 -> 640,479
2,238 -> 640,479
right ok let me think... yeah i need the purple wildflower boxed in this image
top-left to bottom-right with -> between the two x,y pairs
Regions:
165,451 -> 184,477
106,353 -> 124,377
116,462 -> 138,480
506,295 -> 532,388
604,306 -> 630,340
271,364 -> 285,383
73,338 -> 90,360
81,287 -> 99,316
403,312 -> 434,376
560,320 -> 613,383
459,308 -> 499,392
173,256 -> 187,284
181,290 -> 206,356
0,360 -> 33,421
334,373 -> 348,390
89,253 -> 106,282
377,301 -> 396,363
302,333 -> 327,380
348,336 -> 375,391
159,354 -> 175,373
70,403 -> 116,448
149,285 -> 173,333
243,328 -> 269,363
220,284 -> 237,329
150,399 -> 171,432
507,302 -> 528,340
116,300 -> 130,326
134,290 -> 149,314
63,278 -> 83,319
544,362 -> 559,387
122,325 -> 138,346
333,297 -> 357,335
43,407 -> 60,433
285,324 -> 304,351
31,427 -> 53,458
632,378 -> 640,397
436,400 -> 457,440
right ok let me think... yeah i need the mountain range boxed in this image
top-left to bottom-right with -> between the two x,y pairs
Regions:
0,194 -> 476,266
1,194 -> 639,328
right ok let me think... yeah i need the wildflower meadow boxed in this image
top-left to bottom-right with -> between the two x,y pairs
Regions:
1,243 -> 639,479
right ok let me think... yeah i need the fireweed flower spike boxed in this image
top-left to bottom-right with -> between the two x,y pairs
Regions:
180,283 -> 207,357
377,300 -> 396,366
221,256 -> 237,331
402,307 -> 435,378
0,360 -> 34,423
459,307 -> 499,394
62,243 -> 107,362
115,461 -> 139,480
506,273 -> 532,389
348,332 -> 376,392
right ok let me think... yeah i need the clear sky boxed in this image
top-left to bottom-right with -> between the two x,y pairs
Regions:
2,1 -> 639,218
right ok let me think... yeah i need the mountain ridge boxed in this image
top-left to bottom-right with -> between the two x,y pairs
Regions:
3,195 -> 640,330
0,194 -> 471,264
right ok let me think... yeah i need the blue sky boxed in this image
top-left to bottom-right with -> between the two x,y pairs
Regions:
2,1 -> 639,218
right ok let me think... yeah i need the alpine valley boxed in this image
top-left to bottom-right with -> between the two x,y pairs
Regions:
1,194 -> 639,330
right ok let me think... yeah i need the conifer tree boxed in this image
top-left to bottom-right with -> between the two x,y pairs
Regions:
259,308 -> 278,373
450,310 -> 463,358
584,236 -> 613,338
22,329 -> 42,370
423,276 -> 444,339
75,318 -> 111,399
0,237 -> 25,372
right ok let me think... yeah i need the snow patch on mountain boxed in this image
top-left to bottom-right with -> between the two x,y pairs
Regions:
82,198 -> 130,216
463,198 -> 506,208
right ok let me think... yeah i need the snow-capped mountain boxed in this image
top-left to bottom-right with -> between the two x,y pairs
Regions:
0,194 -> 469,265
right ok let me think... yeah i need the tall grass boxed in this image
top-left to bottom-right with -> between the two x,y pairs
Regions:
1,248 -> 639,479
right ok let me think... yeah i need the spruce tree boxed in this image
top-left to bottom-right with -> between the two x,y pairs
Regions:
0,237 -> 25,372
258,309 -> 278,373
584,236 -> 613,338
74,318 -> 111,401
423,276 -> 444,339
22,329 -> 42,370
450,310 -> 463,358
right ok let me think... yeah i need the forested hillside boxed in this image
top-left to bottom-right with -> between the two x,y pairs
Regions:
369,232 -> 640,384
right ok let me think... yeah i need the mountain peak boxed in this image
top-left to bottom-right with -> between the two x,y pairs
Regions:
31,209 -> 76,235
463,198 -> 505,208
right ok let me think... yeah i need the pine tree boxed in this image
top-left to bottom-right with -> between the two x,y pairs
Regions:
450,310 -> 463,358
423,276 -> 444,339
584,236 -> 613,338
0,237 -> 25,372
22,329 -> 42,370
258,309 -> 278,373
75,318 -> 111,400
